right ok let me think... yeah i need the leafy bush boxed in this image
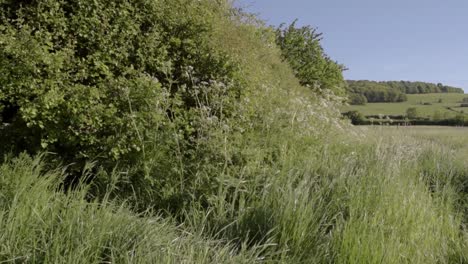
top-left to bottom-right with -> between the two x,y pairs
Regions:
0,0 -> 241,170
343,111 -> 366,125
406,107 -> 418,119
0,0 -> 346,216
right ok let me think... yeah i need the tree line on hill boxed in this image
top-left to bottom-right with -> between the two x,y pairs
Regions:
347,80 -> 464,105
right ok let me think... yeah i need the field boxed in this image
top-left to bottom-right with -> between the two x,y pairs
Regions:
2,125 -> 468,263
2,1 -> 468,262
364,125 -> 468,159
342,93 -> 468,118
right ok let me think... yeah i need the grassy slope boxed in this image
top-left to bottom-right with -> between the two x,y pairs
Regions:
342,93 -> 468,117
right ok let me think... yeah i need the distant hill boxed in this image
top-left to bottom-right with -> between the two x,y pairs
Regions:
346,80 -> 464,105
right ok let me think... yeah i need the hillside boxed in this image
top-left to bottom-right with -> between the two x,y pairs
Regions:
0,0 -> 467,263
347,80 -> 464,105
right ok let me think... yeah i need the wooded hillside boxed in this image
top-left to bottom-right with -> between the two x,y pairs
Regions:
347,80 -> 464,105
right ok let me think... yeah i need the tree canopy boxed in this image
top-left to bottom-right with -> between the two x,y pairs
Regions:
346,80 -> 464,105
276,20 -> 346,95
347,80 -> 407,104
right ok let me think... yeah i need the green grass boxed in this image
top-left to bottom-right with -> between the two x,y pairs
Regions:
365,126 -> 468,159
342,93 -> 468,118
2,125 -> 468,263
0,154 -> 263,263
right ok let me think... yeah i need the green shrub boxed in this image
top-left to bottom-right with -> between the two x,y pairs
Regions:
406,107 -> 418,119
343,110 -> 366,125
0,0 -> 241,170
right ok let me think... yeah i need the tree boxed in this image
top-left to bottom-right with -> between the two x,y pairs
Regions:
343,111 -> 366,125
348,93 -> 368,105
406,107 -> 418,119
346,80 -> 407,103
397,93 -> 408,102
276,20 -> 346,95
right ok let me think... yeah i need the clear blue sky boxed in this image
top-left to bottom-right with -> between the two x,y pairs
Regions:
239,0 -> 468,92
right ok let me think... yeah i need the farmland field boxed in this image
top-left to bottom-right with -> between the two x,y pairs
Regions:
342,93 -> 468,118
363,125 -> 468,160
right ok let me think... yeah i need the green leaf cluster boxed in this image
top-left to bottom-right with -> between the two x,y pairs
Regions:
347,80 -> 407,104
0,0 -> 241,169
275,20 -> 346,95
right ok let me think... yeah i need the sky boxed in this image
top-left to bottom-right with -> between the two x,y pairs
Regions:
238,0 -> 468,92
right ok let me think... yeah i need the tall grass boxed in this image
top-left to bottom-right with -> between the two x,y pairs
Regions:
0,154 -> 263,263
2,127 -> 468,263
160,125 -> 468,263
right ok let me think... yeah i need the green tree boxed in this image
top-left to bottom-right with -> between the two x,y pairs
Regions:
348,93 -> 368,105
276,20 -> 346,95
406,107 -> 418,119
346,80 -> 407,103
343,110 -> 366,125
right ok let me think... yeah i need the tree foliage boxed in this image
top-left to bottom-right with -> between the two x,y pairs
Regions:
346,80 -> 464,105
386,81 -> 464,94
0,0 -> 345,213
406,107 -> 418,119
0,0 -> 240,169
275,20 -> 346,95
348,93 -> 368,105
347,80 -> 407,104
342,110 -> 366,125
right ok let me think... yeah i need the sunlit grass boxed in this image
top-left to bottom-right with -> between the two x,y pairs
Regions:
3,125 -> 468,263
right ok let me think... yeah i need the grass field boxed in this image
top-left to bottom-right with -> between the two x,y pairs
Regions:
342,93 -> 468,118
364,125 -> 468,160
1,126 -> 468,263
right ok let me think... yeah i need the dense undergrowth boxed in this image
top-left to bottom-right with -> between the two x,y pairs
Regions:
1,0 -> 467,263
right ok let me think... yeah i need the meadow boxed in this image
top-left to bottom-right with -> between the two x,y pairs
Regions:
342,93 -> 468,118
364,125 -> 468,159
1,0 -> 468,263
1,125 -> 467,263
